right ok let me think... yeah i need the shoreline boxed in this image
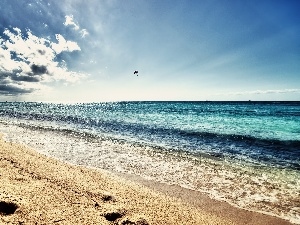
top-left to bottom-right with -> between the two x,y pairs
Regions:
0,134 -> 294,224
122,173 -> 294,225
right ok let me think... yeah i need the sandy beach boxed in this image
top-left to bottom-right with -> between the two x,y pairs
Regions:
0,134 -> 294,225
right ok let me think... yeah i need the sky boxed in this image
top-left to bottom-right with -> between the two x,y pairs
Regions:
0,0 -> 299,102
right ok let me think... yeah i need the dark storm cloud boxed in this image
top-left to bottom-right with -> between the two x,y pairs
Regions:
0,70 -> 40,83
0,84 -> 33,95
30,64 -> 48,75
12,75 -> 41,83
0,71 -> 37,95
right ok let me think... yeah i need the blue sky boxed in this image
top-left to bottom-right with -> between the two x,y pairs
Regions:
0,0 -> 299,102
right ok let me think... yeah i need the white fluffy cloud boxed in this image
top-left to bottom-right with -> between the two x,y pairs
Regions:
51,34 -> 81,54
0,27 -> 86,95
64,15 -> 80,30
64,15 -> 89,38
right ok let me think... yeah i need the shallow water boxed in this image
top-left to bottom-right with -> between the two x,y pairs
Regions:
0,101 -> 299,223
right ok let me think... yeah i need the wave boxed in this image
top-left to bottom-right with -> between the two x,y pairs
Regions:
1,101 -> 299,170
2,113 -> 299,171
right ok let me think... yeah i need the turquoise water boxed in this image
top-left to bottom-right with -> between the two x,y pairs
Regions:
0,101 -> 299,223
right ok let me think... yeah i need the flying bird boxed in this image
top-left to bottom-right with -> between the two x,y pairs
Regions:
133,70 -> 138,76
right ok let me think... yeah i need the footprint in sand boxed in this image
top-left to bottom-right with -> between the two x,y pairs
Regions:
102,209 -> 125,222
102,209 -> 149,225
0,201 -> 19,215
119,217 -> 149,225
89,191 -> 149,224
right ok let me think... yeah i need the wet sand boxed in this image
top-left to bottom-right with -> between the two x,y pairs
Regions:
0,134 -> 293,224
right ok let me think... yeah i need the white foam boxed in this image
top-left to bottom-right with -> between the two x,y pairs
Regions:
0,122 -> 299,224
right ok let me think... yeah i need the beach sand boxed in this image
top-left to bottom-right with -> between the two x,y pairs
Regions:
0,134 -> 293,225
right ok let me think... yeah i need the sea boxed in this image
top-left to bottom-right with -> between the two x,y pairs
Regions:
0,101 -> 299,224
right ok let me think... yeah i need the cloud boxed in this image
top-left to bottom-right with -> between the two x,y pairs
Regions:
64,15 -> 89,38
0,27 -> 86,96
0,84 -> 33,95
30,64 -> 48,75
80,29 -> 89,38
51,34 -> 81,54
220,89 -> 300,96
64,15 -> 80,30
